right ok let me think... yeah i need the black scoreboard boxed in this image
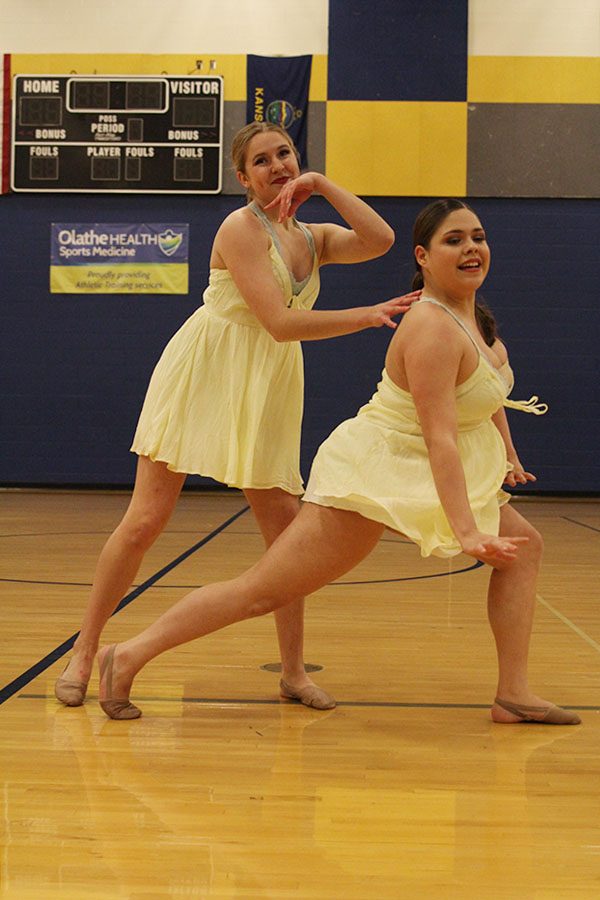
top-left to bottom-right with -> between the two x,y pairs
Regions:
11,75 -> 223,193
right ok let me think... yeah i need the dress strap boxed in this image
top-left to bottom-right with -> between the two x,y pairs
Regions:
249,200 -> 315,294
418,296 -> 482,355
249,199 -> 279,243
295,220 -> 316,255
249,199 -> 315,257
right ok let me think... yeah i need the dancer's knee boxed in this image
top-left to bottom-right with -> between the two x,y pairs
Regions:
521,521 -> 544,564
244,586 -> 294,620
118,512 -> 166,551
245,489 -> 300,544
529,525 -> 544,560
502,510 -> 544,567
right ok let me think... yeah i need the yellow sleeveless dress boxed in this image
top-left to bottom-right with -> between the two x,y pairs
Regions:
130,203 -> 320,492
303,297 -> 547,558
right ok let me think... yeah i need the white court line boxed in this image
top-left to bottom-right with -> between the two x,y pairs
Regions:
536,593 -> 600,655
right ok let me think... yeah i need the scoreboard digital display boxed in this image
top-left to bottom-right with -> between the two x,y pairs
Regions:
11,75 -> 223,193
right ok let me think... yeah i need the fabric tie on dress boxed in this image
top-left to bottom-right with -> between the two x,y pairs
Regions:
503,396 -> 548,415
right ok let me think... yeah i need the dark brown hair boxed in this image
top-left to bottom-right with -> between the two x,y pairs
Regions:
411,198 -> 498,346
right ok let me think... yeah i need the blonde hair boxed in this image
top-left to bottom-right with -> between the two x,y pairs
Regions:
231,122 -> 300,175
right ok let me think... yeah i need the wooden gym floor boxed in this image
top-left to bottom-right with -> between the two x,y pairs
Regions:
0,489 -> 599,899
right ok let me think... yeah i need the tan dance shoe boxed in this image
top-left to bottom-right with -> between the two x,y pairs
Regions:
98,645 -> 141,720
280,679 -> 336,710
54,664 -> 88,707
494,697 -> 581,725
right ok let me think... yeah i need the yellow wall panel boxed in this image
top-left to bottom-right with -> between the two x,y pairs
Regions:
308,55 -> 328,102
468,56 -> 600,104
326,101 -> 467,196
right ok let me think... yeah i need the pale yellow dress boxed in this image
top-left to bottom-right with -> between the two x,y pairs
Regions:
303,297 -> 547,558
131,202 -> 320,492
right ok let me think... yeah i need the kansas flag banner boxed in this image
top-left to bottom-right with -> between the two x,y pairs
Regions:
247,55 -> 312,168
50,223 -> 189,294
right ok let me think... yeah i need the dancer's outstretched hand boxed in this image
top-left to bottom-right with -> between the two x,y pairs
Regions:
504,455 -> 537,487
460,531 -> 529,568
364,291 -> 422,328
265,173 -> 320,220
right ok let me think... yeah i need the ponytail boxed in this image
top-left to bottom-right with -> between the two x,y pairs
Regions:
475,299 -> 498,347
411,270 -> 424,292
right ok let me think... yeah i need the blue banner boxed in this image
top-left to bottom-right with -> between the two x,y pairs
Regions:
50,223 -> 189,294
246,55 -> 312,168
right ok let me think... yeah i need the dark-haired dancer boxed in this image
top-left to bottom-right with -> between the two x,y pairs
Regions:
55,122 -> 419,712
97,199 -> 579,726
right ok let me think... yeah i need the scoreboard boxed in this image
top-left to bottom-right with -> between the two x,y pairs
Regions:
11,75 -> 223,193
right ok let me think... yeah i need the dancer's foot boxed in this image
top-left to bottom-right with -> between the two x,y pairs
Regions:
97,644 -> 141,720
54,648 -> 95,706
54,668 -> 88,707
280,677 -> 336,710
492,696 -> 581,725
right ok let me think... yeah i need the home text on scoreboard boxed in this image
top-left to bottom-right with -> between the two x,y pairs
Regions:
11,75 -> 223,193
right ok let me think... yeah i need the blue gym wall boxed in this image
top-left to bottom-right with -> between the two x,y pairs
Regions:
1,0 -> 599,494
1,192 -> 598,493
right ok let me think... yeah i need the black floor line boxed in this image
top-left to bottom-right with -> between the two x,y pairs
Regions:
332,559 -> 483,585
16,693 -> 597,712
0,505 -> 250,707
561,516 -> 600,534
3,504 -> 591,708
1,558 -> 483,589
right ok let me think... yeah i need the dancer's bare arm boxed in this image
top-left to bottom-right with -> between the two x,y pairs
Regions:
265,172 -> 394,264
399,310 -> 527,566
213,209 -> 418,342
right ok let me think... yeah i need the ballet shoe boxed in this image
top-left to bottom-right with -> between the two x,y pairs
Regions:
98,644 -> 141,720
494,697 -> 581,726
280,678 -> 336,711
54,663 -> 88,707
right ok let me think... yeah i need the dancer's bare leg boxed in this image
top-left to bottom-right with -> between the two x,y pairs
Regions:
244,488 -> 317,693
488,503 -> 558,721
98,505 -> 385,709
60,456 -> 186,688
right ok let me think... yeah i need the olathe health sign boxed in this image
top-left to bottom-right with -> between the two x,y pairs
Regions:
50,223 -> 189,293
